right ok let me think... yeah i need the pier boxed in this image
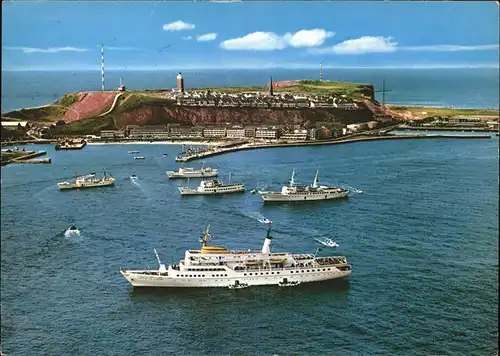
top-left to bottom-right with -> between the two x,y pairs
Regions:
1,150 -> 49,166
175,134 -> 492,162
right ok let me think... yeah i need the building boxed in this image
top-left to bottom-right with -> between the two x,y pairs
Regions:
1,121 -> 28,128
203,126 -> 227,138
346,122 -> 369,133
170,126 -> 192,137
244,127 -> 257,138
101,130 -> 125,138
280,129 -> 308,141
366,121 -> 379,129
226,127 -> 246,139
308,128 -> 318,140
129,125 -> 169,139
177,73 -> 184,93
487,121 -> 499,129
255,127 -> 280,139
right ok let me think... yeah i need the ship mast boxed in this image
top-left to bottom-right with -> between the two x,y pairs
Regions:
312,169 -> 319,188
201,224 -> 211,248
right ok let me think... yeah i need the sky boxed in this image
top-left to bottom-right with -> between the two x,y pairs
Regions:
1,1 -> 499,71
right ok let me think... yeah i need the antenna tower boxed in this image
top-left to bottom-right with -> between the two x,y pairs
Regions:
101,44 -> 105,91
374,79 -> 392,106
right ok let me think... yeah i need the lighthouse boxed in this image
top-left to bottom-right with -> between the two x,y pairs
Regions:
177,73 -> 184,93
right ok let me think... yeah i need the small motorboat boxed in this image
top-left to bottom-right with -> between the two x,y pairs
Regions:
314,237 -> 339,247
162,154 -> 168,157
64,225 -> 81,237
228,282 -> 249,290
258,218 -> 272,224
130,175 -> 137,179
250,189 -> 257,194
128,150 -> 140,154
278,280 -> 301,287
134,156 -> 145,160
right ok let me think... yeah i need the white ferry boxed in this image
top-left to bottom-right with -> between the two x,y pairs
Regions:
166,164 -> 219,179
120,223 -> 352,288
258,169 -> 349,202
178,176 -> 244,195
57,171 -> 115,190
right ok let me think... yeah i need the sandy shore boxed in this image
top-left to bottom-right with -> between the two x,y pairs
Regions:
86,140 -> 222,146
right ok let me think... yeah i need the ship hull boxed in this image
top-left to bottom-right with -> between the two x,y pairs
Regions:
58,180 -> 115,190
179,185 -> 245,195
121,267 -> 351,288
259,190 -> 349,202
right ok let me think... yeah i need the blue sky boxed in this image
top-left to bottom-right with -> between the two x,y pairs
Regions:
2,1 -> 499,71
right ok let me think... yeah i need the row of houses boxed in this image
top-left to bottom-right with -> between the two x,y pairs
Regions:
101,124 -> 329,141
176,91 -> 361,111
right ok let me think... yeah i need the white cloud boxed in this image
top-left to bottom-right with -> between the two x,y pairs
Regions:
182,36 -> 193,40
283,29 -> 335,48
402,44 -> 499,52
3,46 -> 89,54
162,20 -> 195,31
220,32 -> 286,51
311,36 -> 398,55
197,33 -> 218,42
220,29 -> 334,51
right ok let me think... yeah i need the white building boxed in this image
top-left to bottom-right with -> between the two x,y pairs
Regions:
255,128 -> 279,139
203,126 -> 227,138
226,128 -> 246,139
1,121 -> 28,127
101,130 -> 125,138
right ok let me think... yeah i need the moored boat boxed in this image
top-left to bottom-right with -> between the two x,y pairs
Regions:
128,150 -> 140,154
167,163 -> 218,179
134,156 -> 145,160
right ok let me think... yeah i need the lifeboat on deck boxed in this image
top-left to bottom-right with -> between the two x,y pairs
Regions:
201,245 -> 229,254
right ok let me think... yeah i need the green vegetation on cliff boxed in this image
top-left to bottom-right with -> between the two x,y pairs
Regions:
191,80 -> 372,98
387,105 -> 499,117
48,116 -> 115,135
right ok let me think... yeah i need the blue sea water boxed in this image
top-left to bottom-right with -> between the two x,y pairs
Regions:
1,137 -> 498,355
1,67 -> 499,113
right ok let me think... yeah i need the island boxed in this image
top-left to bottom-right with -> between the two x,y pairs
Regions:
1,77 -> 498,149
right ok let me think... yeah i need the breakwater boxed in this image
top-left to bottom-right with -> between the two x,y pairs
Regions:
1,150 -> 48,166
175,134 -> 492,162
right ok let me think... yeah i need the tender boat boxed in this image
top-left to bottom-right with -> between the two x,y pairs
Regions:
258,169 -> 349,203
228,281 -> 249,290
120,222 -> 352,288
278,280 -> 301,287
57,171 -> 115,190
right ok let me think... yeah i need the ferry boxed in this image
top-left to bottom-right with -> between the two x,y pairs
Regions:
120,223 -> 352,288
57,171 -> 115,190
179,177 -> 244,195
258,169 -> 349,202
166,164 -> 218,179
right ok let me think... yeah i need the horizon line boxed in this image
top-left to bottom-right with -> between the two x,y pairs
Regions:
2,64 -> 499,72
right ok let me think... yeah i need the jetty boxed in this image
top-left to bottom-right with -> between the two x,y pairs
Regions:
1,149 -> 49,166
175,134 -> 492,162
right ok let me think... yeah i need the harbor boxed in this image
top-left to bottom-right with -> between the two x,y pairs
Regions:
174,133 -> 493,162
0,149 -> 49,166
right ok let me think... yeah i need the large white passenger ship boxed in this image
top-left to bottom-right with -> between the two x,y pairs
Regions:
120,224 -> 352,288
166,164 -> 219,179
258,169 -> 348,202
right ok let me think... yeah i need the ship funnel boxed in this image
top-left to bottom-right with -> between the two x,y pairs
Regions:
261,224 -> 273,254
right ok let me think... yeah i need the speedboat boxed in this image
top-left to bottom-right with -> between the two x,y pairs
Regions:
134,156 -> 145,160
64,225 -> 80,237
130,175 -> 137,179
258,218 -> 272,224
315,237 -> 339,247
162,154 -> 168,157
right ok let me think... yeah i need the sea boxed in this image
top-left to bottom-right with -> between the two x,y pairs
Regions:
1,68 -> 499,356
1,67 -> 499,113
